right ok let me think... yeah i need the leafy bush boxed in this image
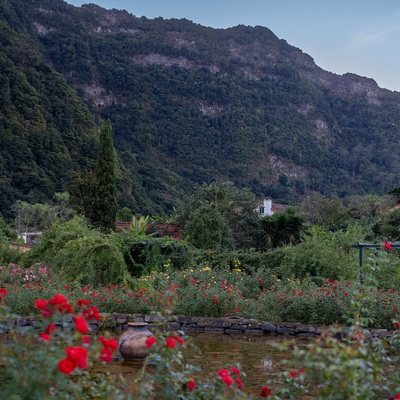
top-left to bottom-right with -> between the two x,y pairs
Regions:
22,216 -> 95,268
276,223 -> 367,281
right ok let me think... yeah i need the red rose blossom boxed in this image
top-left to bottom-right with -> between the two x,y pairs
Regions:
77,299 -> 90,307
83,306 -> 101,321
217,369 -> 230,377
99,348 -> 113,362
66,346 -> 88,369
48,294 -> 68,305
82,335 -> 90,345
222,375 -> 234,386
173,335 -> 184,346
186,380 -> 196,391
45,323 -> 56,334
384,241 -> 392,250
34,299 -> 47,310
58,358 -> 75,375
260,386 -> 273,397
235,377 -> 243,390
39,333 -> 51,341
41,308 -> 53,318
73,316 -> 89,334
145,336 -> 157,348
99,336 -> 118,351
166,337 -> 176,348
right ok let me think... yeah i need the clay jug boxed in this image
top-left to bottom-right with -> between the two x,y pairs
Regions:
118,322 -> 153,360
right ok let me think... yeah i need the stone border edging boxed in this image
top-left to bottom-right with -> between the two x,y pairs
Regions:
0,313 -> 391,339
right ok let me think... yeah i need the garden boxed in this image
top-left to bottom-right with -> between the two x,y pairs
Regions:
1,228 -> 400,397
2,181 -> 400,398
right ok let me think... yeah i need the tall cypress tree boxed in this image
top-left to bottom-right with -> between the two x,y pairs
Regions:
95,120 -> 117,232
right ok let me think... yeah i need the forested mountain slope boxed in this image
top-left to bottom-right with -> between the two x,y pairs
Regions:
2,0 -> 400,217
0,0 -> 98,217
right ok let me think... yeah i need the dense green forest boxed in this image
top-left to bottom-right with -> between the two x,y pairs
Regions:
1,0 -> 400,218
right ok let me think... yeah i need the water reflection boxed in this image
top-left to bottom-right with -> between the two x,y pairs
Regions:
100,331 -> 310,395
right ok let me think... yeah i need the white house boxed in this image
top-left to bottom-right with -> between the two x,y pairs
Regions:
255,199 -> 288,217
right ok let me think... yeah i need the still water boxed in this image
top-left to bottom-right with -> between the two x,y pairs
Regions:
101,331 -> 309,395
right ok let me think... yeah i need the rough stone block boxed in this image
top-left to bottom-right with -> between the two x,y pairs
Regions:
214,318 -> 231,328
230,323 -> 247,331
277,326 -> 296,335
145,314 -> 164,323
177,315 -> 199,324
295,325 -> 316,333
197,318 -> 215,327
261,322 -> 277,333
204,326 -> 225,332
167,322 -> 181,330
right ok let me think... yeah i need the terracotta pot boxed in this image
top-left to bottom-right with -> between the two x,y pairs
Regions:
118,322 -> 153,360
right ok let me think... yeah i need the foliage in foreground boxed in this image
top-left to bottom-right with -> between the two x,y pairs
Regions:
1,285 -> 400,399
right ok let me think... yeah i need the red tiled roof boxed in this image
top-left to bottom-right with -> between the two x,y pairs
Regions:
115,221 -> 132,232
272,204 -> 289,213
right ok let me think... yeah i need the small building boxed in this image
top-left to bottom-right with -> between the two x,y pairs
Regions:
18,231 -> 42,245
255,199 -> 288,217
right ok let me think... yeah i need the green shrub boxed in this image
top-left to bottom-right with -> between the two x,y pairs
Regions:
22,216 -> 94,267
277,224 -> 366,281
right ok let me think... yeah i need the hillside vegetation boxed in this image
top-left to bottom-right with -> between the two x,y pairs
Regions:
2,0 -> 400,217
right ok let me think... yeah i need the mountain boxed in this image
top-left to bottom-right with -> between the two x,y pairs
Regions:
2,0 -> 400,218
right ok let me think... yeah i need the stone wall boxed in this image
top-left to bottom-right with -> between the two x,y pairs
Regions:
1,313 -> 390,339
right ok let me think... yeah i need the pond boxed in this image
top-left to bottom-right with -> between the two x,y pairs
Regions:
98,331 -> 310,395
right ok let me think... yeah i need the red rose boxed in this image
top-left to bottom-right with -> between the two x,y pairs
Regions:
145,336 -> 156,348
82,335 -> 90,345
41,308 -> 53,318
66,346 -> 88,369
73,316 -> 89,334
173,335 -> 184,346
39,333 -> 51,341
99,348 -> 113,362
99,336 -> 118,351
166,337 -> 176,348
34,299 -> 47,310
45,324 -> 56,334
235,378 -> 243,390
222,375 -> 234,386
48,294 -> 68,305
260,386 -> 273,397
186,380 -> 196,391
384,241 -> 392,250
231,367 -> 240,375
58,358 -> 76,374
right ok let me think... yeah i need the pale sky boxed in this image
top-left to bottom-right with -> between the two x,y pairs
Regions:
66,0 -> 400,92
